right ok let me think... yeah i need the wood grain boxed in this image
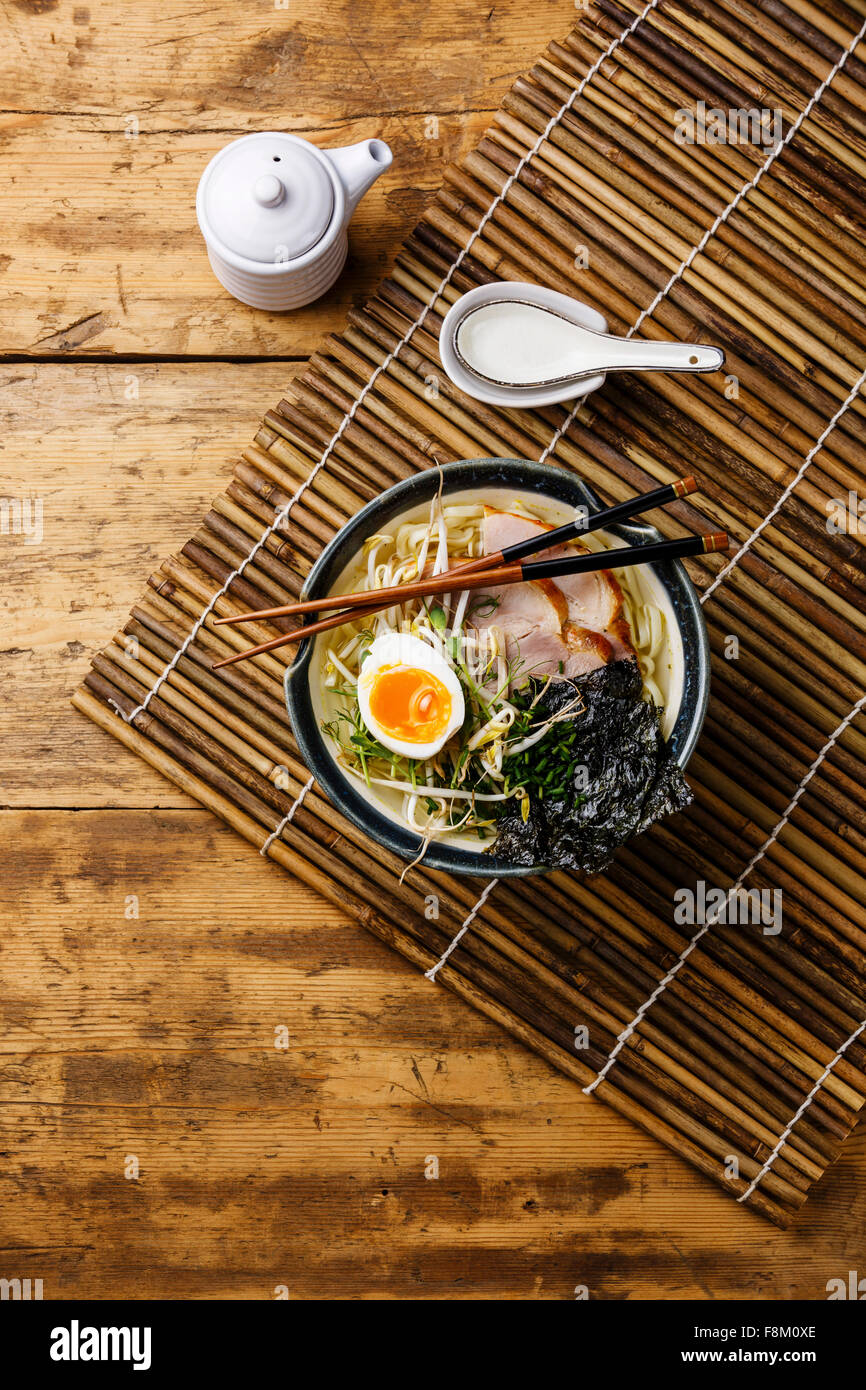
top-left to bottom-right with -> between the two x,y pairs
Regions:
4,0 -> 865,1299
0,1 -> 567,123
7,357 -> 863,1296
0,115 -> 480,357
3,809 -> 864,1300
0,0 -> 576,357
0,363 -> 293,807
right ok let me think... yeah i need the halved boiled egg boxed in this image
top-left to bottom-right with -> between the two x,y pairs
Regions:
357,632 -> 465,759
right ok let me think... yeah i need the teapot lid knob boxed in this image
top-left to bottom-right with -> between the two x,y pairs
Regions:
253,174 -> 285,208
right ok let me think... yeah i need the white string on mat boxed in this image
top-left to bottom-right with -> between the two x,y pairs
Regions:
583,687 -> 866,1097
424,878 -> 498,981
737,1013 -> 866,1203
702,359 -> 866,604
114,0 -> 663,730
429,13 -> 866,984
576,21 -> 866,1117
260,773 -> 315,856
418,6 -> 673,985
537,11 -> 866,471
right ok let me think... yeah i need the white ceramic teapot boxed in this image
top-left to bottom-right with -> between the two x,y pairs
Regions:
196,132 -> 393,311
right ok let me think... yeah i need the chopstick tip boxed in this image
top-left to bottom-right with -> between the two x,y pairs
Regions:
677,475 -> 698,497
704,531 -> 729,553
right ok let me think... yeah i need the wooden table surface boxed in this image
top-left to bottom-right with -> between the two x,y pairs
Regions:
2,0 -> 864,1301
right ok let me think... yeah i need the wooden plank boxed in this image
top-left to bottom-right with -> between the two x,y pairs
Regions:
0,115 -> 484,356
0,0 -> 571,356
2,807 -> 864,1299
0,1 -> 567,122
4,0 -> 864,1296
0,362 -> 294,807
66,0 -> 866,1226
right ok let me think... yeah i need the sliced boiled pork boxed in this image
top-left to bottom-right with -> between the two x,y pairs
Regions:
467,506 -> 636,680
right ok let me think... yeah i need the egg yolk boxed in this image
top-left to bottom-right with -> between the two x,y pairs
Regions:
368,665 -> 453,743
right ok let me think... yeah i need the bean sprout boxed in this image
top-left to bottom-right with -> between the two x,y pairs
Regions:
319,493 -> 670,852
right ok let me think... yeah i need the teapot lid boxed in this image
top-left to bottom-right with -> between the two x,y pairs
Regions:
197,133 -> 335,265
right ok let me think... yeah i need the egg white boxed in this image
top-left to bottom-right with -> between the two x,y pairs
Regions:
357,632 -> 465,759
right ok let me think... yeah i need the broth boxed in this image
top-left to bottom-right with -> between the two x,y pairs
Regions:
311,486 -> 684,852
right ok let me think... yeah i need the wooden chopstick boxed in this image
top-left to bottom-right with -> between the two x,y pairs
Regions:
212,530 -> 727,670
215,474 -> 698,629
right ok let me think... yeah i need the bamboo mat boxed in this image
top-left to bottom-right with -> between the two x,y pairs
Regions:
75,0 -> 866,1227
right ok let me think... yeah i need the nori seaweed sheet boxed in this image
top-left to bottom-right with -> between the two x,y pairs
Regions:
492,659 -> 693,873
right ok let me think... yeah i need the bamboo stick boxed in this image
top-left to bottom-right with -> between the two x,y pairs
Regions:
344,269 -> 866,607
71,678 -> 811,1223
555,26 -> 866,300
106,593 -> 858,1167
591,0 -> 866,179
304,286 -> 866,670
88,575 -> 861,1162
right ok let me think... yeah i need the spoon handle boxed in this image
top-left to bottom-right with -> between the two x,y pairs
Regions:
592,335 -> 724,375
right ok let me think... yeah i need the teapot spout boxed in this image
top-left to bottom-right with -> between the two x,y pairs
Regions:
326,138 -> 393,218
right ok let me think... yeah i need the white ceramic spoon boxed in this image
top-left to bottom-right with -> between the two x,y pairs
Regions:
453,297 -> 723,388
438,281 -> 725,409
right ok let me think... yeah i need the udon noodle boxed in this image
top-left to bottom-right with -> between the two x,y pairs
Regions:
316,487 -> 682,852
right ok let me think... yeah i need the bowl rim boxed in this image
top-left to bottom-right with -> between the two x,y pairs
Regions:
284,457 -> 710,877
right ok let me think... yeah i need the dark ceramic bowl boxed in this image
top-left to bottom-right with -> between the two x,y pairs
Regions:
285,458 -> 710,877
